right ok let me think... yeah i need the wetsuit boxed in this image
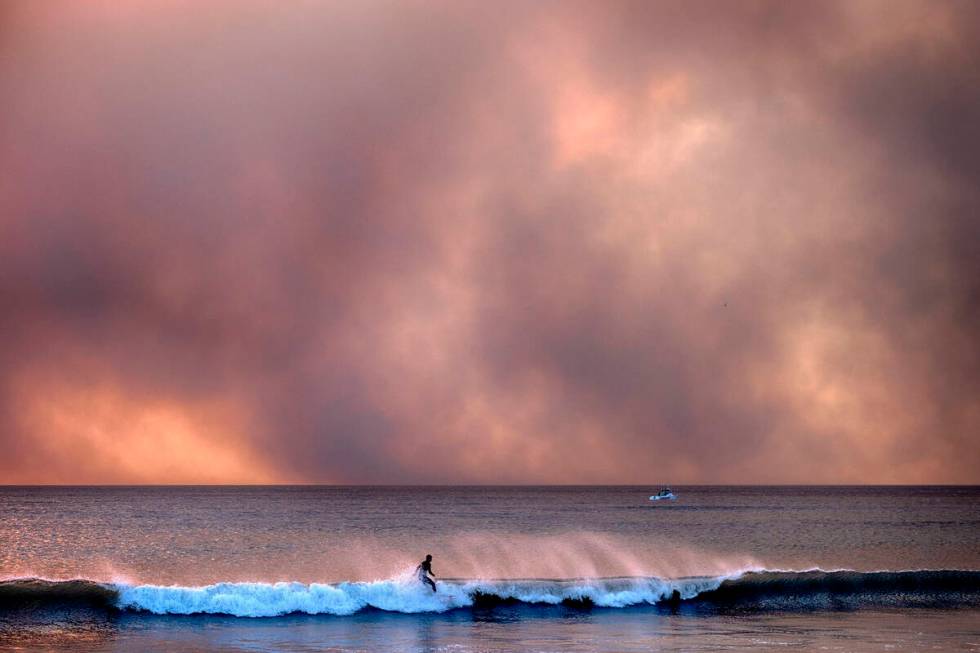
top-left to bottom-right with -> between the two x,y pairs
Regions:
416,559 -> 436,592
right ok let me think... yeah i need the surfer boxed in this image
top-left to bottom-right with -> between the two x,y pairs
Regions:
416,554 -> 437,592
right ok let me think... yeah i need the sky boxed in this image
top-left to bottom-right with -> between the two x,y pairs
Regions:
0,0 -> 977,484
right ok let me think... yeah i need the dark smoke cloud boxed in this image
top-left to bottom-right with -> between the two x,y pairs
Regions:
0,0 -> 976,483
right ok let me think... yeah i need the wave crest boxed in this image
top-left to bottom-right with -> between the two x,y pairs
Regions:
115,575 -> 718,616
3,569 -> 978,617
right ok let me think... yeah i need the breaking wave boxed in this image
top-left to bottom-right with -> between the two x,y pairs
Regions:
2,570 -> 978,617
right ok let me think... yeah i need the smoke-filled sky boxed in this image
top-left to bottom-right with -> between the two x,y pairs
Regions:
1,0 -> 978,484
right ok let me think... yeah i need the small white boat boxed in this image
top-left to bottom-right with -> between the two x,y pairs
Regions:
649,488 -> 676,501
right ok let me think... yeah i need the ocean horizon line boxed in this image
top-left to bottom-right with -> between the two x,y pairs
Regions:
3,483 -> 978,488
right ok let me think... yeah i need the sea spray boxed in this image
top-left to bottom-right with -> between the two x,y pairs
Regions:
5,569 -> 978,618
114,576 -> 723,616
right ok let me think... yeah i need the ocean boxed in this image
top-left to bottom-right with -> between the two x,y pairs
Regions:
1,486 -> 978,651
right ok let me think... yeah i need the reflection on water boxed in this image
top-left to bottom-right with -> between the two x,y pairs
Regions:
0,605 -> 118,650
3,604 -> 980,652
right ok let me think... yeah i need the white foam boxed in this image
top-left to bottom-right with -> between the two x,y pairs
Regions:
114,574 -> 734,617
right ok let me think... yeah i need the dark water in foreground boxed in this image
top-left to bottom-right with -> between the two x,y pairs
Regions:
1,486 -> 978,651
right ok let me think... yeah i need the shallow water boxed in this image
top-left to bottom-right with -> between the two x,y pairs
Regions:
4,605 -> 980,652
1,486 -> 978,651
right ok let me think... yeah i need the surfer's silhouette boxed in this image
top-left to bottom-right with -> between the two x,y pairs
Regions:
416,554 -> 436,592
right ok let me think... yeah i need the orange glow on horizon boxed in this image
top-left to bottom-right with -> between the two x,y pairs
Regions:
12,379 -> 285,484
